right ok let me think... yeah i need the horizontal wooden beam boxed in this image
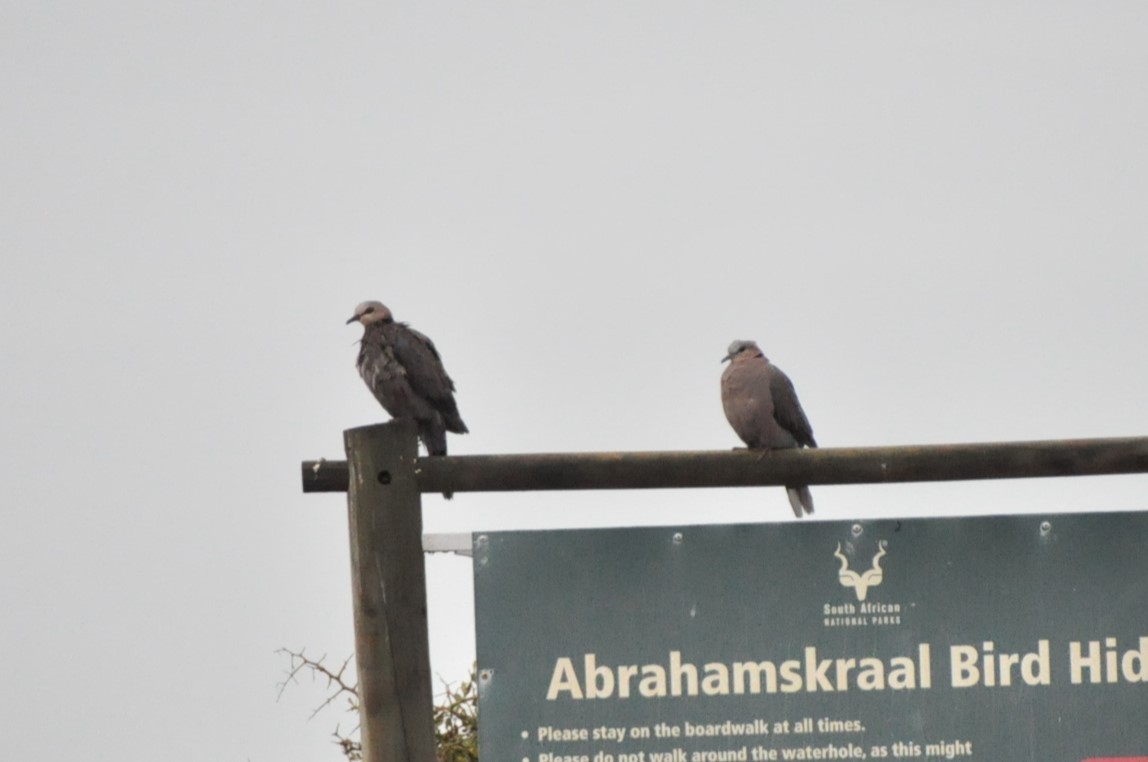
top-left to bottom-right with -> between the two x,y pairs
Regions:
302,436 -> 1148,495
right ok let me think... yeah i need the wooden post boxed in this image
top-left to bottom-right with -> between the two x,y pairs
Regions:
344,422 -> 436,762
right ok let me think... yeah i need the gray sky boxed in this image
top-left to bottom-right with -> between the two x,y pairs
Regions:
3,2 -> 1147,760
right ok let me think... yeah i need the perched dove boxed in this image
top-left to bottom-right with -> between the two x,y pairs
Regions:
347,300 -> 468,459
721,340 -> 817,517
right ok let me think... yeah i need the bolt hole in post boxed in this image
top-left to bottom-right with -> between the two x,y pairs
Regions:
377,470 -> 391,485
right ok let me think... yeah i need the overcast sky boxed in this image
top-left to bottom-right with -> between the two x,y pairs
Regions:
4,2 -> 1147,760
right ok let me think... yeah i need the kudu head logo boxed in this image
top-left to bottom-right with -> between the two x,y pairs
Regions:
834,541 -> 888,602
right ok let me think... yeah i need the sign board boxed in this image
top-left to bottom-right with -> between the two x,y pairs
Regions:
474,512 -> 1148,762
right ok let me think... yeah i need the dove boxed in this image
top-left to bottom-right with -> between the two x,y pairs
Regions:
347,300 -> 468,460
721,340 -> 817,517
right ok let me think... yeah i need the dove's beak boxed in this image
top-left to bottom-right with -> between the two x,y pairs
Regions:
345,315 -> 359,325
721,354 -> 732,363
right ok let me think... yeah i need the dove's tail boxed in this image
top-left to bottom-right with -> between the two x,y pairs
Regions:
418,419 -> 454,499
786,486 -> 814,518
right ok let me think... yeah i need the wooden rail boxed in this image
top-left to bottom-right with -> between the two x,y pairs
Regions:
304,435 -> 1148,494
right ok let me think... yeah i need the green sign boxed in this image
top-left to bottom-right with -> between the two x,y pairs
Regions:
474,512 -> 1148,761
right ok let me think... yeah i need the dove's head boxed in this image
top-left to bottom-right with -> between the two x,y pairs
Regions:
346,300 -> 394,326
722,340 -> 765,363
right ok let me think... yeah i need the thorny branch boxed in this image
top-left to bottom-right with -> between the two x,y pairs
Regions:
277,647 -> 360,718
278,649 -> 477,761
277,647 -> 362,757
